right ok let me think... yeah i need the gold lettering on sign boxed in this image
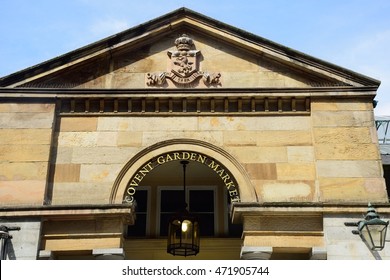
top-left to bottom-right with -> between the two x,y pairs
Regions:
123,151 -> 240,204
128,161 -> 153,187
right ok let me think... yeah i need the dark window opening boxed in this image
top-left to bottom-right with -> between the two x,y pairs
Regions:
126,187 -> 243,238
189,190 -> 215,236
160,189 -> 215,236
127,190 -> 148,237
160,190 -> 184,236
383,164 -> 390,199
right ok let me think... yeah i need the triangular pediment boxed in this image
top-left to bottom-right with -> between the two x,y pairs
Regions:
0,8 -> 380,90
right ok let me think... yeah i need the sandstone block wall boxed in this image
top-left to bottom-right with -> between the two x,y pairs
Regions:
49,97 -> 387,205
312,99 -> 387,202
51,115 -> 317,204
1,98 -> 385,206
0,103 -> 55,205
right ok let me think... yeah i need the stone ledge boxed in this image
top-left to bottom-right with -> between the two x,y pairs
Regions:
0,204 -> 135,223
231,202 -> 390,222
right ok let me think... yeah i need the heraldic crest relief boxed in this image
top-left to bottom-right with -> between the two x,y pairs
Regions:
147,34 -> 221,87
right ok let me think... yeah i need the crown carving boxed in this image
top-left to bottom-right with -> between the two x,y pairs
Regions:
174,34 -> 194,51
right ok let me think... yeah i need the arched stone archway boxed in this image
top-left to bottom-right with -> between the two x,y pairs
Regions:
110,139 -> 257,204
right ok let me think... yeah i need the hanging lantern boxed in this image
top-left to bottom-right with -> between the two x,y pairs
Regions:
167,161 -> 200,256
0,225 -> 20,260
167,209 -> 199,256
357,204 -> 389,251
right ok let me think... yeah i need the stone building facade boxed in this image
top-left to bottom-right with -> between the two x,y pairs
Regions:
0,8 -> 389,260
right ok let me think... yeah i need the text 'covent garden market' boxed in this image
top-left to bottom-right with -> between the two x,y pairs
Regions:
0,8 -> 389,260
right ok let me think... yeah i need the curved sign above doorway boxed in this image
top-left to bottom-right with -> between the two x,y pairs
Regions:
123,150 -> 240,204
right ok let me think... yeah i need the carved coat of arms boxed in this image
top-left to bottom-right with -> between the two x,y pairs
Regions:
147,34 -> 221,87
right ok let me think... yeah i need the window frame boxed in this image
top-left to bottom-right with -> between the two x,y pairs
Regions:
157,185 -> 218,237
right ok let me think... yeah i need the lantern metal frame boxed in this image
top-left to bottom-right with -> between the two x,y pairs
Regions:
0,225 -> 20,260
344,204 -> 389,251
167,160 -> 200,257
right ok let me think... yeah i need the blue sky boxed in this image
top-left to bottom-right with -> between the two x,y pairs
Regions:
1,0 -> 389,115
